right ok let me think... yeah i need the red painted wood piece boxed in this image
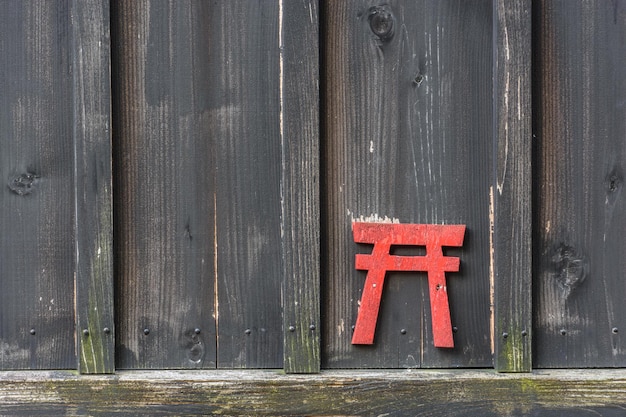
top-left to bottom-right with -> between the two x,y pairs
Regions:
351,222 -> 466,348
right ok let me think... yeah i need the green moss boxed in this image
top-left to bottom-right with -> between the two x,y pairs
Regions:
79,203 -> 114,374
496,317 -> 531,372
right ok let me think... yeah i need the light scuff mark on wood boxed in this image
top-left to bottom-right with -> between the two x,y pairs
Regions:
213,191 -> 219,328
489,185 -> 495,355
348,211 -> 400,224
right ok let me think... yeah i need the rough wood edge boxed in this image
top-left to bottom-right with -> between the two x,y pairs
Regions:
0,369 -> 624,415
280,0 -> 321,373
493,0 -> 533,372
72,0 -> 115,374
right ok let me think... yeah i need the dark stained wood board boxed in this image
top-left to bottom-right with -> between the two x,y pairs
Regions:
211,0 -> 283,369
112,0 -> 285,369
112,0 -> 218,369
534,0 -> 626,367
281,0 -> 321,373
322,0 -> 493,368
492,0 -> 532,372
0,0 -> 76,369
71,0 -> 115,374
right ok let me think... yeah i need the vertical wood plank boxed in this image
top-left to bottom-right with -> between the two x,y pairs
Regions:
492,0 -> 532,372
113,0 -> 284,370
112,0 -> 217,369
214,1 -> 284,369
322,0 -> 493,368
71,0 -> 115,374
0,0 -> 76,369
281,0 -> 321,373
534,0 -> 626,367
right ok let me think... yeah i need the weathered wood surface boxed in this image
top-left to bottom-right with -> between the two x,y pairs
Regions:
0,370 -> 626,416
534,0 -> 626,367
322,0 -> 493,368
71,0 -> 115,374
112,0 -> 285,369
211,1 -> 283,369
0,0 -> 76,369
111,0 -> 218,369
493,0 -> 532,372
281,0 -> 321,373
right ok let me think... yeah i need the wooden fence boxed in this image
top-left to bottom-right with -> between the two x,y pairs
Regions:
1,0 -> 626,414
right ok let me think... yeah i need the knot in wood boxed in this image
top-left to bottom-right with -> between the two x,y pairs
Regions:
368,5 -> 394,41
8,172 -> 39,196
551,243 -> 587,297
606,168 -> 623,193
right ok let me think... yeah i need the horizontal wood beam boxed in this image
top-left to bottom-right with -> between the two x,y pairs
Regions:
0,370 -> 625,415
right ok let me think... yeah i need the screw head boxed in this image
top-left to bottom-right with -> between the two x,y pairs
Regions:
194,328 -> 201,335
143,328 -> 150,335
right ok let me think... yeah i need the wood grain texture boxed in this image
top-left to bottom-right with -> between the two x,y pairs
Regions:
0,0 -> 76,369
212,1 -> 283,369
112,0 -> 217,369
322,0 -> 493,368
112,0 -> 284,369
281,0 -> 321,373
493,0 -> 532,372
534,0 -> 626,367
0,370 -> 626,416
71,0 -> 115,374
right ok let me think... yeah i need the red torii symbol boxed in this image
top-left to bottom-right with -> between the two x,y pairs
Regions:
351,222 -> 466,348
